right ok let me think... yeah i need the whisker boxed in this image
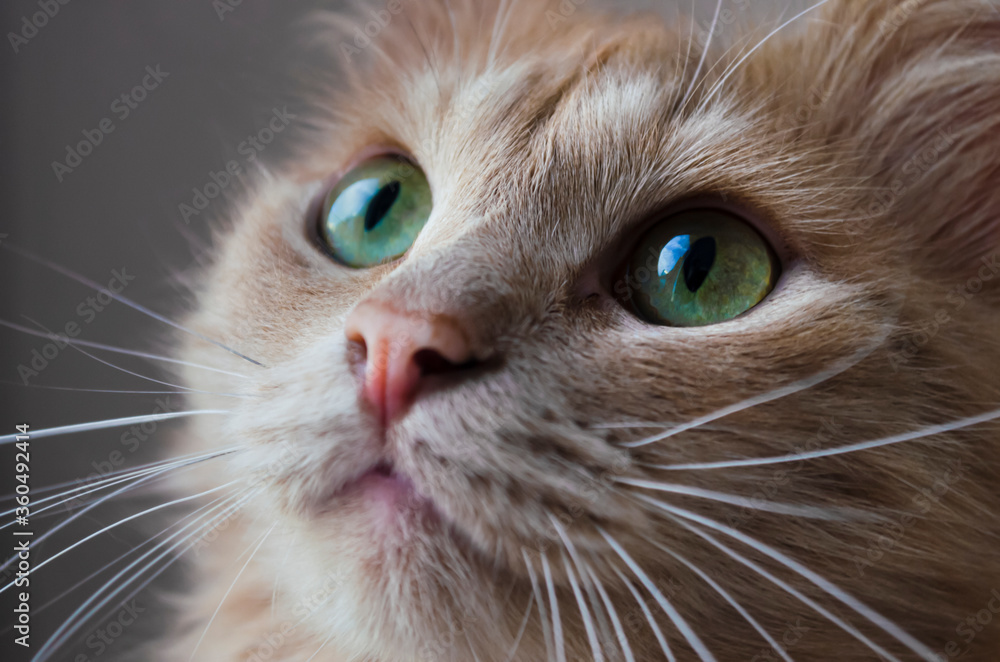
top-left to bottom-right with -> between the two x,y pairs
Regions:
32,490 -> 253,661
597,526 -> 717,661
0,317 -> 251,379
188,522 -> 277,660
1,448 -> 241,526
653,406 -> 1000,471
0,448 -> 237,573
697,0 -> 833,113
673,515 -> 899,661
503,593 -> 535,662
672,0 -> 699,112
623,340 -> 884,449
2,446 -> 242,504
0,410 -> 230,445
22,316 -> 251,399
583,563 -> 636,662
617,477 -> 862,521
559,547 -> 604,662
522,548 -> 555,662
652,541 -> 795,662
1,469 -> 165,574
679,0 -> 722,110
640,497 -> 937,661
303,631 -> 336,662
541,551 -> 567,662
0,381 -> 223,395
10,498 -> 212,624
610,564 -> 675,662
2,480 -> 240,592
2,242 -> 266,367
549,516 -> 606,662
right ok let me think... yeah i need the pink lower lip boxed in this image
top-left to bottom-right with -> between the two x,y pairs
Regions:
339,463 -> 432,518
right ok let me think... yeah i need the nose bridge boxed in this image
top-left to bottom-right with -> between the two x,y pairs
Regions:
363,233 -> 536,339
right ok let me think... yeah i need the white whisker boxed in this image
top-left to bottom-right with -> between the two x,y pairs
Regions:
610,564 -> 676,662
697,0 -> 833,113
3,243 -> 265,367
597,527 -> 716,661
0,317 -> 250,379
188,522 -> 276,660
541,551 -> 567,662
654,406 -> 1000,471
679,0 -> 722,109
22,315 -> 250,398
2,446 -> 242,505
623,340 -> 883,448
2,480 -> 240,593
522,548 -> 555,662
584,564 -> 636,662
2,448 -> 239,528
303,631 -> 336,662
653,541 -> 795,662
558,546 -> 604,662
503,593 -> 535,662
0,410 -> 230,445
671,515 -> 899,661
32,490 -> 254,661
617,476 -> 861,520
639,496 -> 937,661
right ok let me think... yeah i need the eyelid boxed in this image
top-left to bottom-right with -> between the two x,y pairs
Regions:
637,195 -> 793,266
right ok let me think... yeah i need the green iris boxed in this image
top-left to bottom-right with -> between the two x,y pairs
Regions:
625,210 -> 779,326
319,156 -> 432,267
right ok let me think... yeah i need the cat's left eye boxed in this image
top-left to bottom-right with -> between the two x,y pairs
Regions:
318,155 -> 432,268
621,209 -> 780,326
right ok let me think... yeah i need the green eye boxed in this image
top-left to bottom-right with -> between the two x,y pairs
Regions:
319,155 -> 432,268
624,210 -> 779,326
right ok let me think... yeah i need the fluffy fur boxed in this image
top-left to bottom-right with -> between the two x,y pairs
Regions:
164,0 -> 1000,660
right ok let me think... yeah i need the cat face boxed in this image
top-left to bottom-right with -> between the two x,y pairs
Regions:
177,1 -> 1000,660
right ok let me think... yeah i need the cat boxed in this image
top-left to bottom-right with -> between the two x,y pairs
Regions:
51,0 -> 1000,660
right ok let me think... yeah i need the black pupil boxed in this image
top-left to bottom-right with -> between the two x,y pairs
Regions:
682,236 -> 716,292
364,181 -> 401,231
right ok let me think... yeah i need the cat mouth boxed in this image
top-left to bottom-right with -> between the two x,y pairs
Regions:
332,459 -> 439,524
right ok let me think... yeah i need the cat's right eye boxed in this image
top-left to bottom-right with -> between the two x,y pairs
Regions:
622,209 -> 780,326
317,155 -> 433,268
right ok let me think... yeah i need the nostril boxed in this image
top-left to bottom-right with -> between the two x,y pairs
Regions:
412,348 -> 478,376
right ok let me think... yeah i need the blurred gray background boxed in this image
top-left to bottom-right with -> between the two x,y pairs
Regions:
0,0 -> 804,659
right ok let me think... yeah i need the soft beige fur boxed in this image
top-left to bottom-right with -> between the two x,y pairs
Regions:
164,0 -> 1000,660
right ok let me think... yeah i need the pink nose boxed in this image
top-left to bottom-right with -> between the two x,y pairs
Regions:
344,300 -> 475,424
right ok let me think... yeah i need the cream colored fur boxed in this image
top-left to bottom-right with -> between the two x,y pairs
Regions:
162,0 -> 1000,660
